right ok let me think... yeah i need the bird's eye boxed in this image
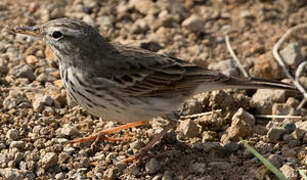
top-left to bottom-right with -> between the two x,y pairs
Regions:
52,31 -> 63,39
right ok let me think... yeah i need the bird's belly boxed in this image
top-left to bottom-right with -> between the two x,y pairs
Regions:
61,67 -> 186,123
65,84 -> 183,123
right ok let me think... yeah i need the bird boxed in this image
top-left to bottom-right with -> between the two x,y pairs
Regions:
13,18 -> 296,162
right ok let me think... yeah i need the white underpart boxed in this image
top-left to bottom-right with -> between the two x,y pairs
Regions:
61,66 -> 185,123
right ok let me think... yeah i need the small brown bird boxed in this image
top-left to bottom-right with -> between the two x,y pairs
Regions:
14,18 -> 296,162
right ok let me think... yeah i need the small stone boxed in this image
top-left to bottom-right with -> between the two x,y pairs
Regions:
272,103 -> 295,121
130,140 -> 145,152
252,52 -> 284,80
280,164 -> 298,180
0,56 -> 8,75
282,120 -> 296,134
208,59 -> 239,77
2,96 -> 18,110
32,94 -> 45,112
42,152 -> 58,169
82,15 -> 95,27
208,161 -> 231,170
54,79 -> 64,88
178,119 -> 200,138
190,162 -> 206,174
131,19 -> 149,34
145,158 -> 160,174
0,168 -> 25,180
152,174 -> 162,180
128,163 -> 141,176
291,128 -> 305,140
10,141 -> 25,149
240,10 -> 254,19
252,89 -> 286,103
103,167 -> 118,179
58,124 -> 80,137
9,64 -> 35,81
25,55 -> 38,66
296,121 -> 307,132
267,127 -> 287,142
180,98 -> 203,116
7,129 -> 19,140
55,172 -> 65,180
63,146 -> 75,154
267,154 -> 284,168
129,0 -> 158,15
97,16 -> 113,29
280,42 -> 302,68
226,108 -> 255,140
222,142 -> 240,154
182,15 -> 204,33
202,131 -> 216,142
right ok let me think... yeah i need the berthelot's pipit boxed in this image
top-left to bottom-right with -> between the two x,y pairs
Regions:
14,18 -> 296,162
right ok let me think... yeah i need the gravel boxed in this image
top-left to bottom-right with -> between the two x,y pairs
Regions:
0,0 -> 306,179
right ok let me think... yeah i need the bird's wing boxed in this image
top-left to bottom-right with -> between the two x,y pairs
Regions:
93,44 -> 227,97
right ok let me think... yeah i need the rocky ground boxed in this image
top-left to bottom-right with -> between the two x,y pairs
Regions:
0,0 -> 307,179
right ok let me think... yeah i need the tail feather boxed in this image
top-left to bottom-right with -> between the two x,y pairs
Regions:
223,77 -> 296,91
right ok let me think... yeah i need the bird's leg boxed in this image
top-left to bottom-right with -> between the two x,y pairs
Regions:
121,112 -> 179,163
67,120 -> 147,146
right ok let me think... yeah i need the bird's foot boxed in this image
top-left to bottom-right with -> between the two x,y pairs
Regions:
66,121 -> 147,146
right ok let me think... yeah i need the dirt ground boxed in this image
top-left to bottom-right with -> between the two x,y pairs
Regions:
0,0 -> 306,179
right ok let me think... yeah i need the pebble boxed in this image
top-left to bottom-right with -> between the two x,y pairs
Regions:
129,0 -> 158,15
103,167 -> 118,179
0,168 -> 25,180
282,120 -> 296,134
251,89 -> 286,114
267,154 -> 283,168
280,164 -> 298,180
178,119 -> 201,138
252,89 -> 286,103
6,129 -> 19,141
42,152 -> 58,169
225,108 -> 255,140
208,161 -> 231,170
291,129 -> 305,140
10,141 -> 25,149
145,158 -> 160,174
182,15 -> 204,33
25,55 -> 38,66
240,10 -> 254,19
82,15 -> 95,27
9,64 -> 35,81
208,59 -> 239,77
272,103 -> 295,121
131,18 -> 149,34
55,172 -> 65,180
57,124 -> 80,137
32,94 -> 46,112
267,127 -> 287,142
0,55 -> 8,75
96,16 -> 113,29
129,140 -> 145,153
190,162 -> 206,174
202,131 -> 216,142
252,52 -> 284,80
280,42 -> 302,68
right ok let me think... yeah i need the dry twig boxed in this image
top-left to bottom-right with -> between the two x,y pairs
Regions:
225,35 -> 250,77
272,23 -> 307,109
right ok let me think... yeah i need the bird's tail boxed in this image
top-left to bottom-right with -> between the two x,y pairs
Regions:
222,77 -> 296,91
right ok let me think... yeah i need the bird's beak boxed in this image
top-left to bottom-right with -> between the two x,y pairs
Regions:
12,25 -> 42,38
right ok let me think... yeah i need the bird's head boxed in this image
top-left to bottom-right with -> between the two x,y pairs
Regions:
13,18 -> 103,64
